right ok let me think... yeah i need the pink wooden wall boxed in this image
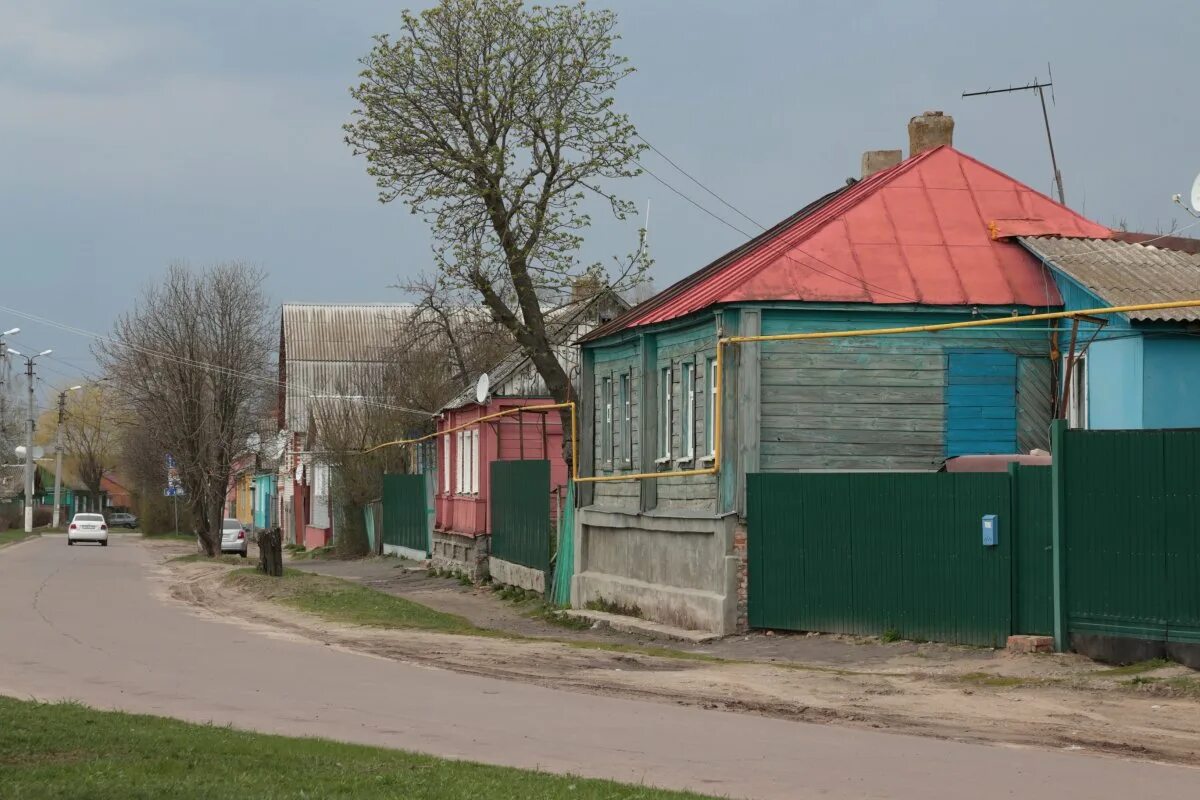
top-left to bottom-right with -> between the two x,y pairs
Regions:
435,398 -> 568,537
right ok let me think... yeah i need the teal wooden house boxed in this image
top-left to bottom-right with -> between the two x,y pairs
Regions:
571,115 -> 1114,635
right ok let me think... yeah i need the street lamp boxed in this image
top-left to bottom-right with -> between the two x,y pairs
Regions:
51,384 -> 85,529
9,348 -> 54,533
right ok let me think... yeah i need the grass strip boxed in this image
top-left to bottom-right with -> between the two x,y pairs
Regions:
0,696 -> 710,799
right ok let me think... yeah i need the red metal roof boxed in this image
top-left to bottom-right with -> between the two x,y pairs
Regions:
589,146 -> 1110,339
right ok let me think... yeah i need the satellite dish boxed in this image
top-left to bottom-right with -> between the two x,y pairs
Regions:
1191,172 -> 1200,213
475,373 -> 490,405
14,446 -> 44,459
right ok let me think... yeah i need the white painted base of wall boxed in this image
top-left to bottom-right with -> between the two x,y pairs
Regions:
489,557 -> 545,594
383,543 -> 428,561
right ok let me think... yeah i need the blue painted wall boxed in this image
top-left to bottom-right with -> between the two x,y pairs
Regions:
1085,336 -> 1143,430
1142,336 -> 1200,428
945,351 -> 1017,455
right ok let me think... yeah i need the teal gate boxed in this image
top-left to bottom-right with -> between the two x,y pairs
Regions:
381,473 -> 429,556
490,460 -> 551,574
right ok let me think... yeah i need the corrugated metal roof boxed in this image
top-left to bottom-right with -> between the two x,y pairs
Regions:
1019,236 -> 1200,322
281,304 -> 419,363
586,145 -> 1110,341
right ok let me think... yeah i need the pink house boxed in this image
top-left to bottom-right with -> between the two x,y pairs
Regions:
431,292 -> 626,580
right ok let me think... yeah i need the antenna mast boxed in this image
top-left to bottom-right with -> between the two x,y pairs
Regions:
963,67 -> 1066,205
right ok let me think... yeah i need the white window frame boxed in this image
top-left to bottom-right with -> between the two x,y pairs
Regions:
704,356 -> 717,457
679,360 -> 695,461
601,376 -> 613,469
442,433 -> 451,494
470,429 -> 480,495
1065,353 -> 1088,430
658,364 -> 672,462
456,431 -> 465,494
620,372 -> 632,466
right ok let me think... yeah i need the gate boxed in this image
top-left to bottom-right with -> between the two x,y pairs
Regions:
748,472 -> 1012,647
381,473 -> 429,558
1061,429 -> 1200,648
490,459 -> 551,574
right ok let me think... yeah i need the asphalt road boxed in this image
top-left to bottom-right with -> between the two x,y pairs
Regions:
2,535 -> 1197,799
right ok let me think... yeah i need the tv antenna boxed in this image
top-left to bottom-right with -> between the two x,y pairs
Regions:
963,65 -> 1066,205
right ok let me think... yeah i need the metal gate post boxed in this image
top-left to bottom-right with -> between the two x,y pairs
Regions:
1050,419 -> 1069,652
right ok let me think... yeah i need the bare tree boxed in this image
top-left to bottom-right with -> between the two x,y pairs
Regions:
96,263 -> 273,556
345,0 -> 648,463
311,370 -> 416,558
35,383 -> 125,507
391,272 -> 514,413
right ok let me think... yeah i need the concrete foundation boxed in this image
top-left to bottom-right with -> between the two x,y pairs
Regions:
489,556 -> 545,594
572,507 -> 739,635
431,530 -> 489,581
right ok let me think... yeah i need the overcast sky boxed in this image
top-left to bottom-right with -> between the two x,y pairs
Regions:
2,0 -> 1198,399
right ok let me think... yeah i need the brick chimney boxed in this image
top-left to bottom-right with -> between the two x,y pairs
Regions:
861,149 -> 902,179
908,111 -> 954,156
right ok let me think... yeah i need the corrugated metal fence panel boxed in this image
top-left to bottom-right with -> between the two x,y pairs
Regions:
1017,357 -> 1053,453
381,473 -> 429,553
1063,430 -> 1168,639
1013,465 -> 1053,635
490,460 -> 551,573
748,472 -> 1011,647
1164,431 -> 1200,643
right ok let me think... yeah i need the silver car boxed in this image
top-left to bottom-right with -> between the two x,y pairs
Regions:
221,518 -> 249,557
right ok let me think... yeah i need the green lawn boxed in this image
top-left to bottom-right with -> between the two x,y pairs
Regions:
227,568 -> 488,635
0,530 -> 37,549
0,696 -> 709,799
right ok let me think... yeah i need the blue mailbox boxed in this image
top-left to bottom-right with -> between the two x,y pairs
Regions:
981,514 -> 998,547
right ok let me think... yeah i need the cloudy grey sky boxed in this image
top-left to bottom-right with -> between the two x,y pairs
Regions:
2,0 -> 1198,396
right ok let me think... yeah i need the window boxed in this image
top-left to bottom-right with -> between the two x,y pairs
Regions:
658,365 -> 672,460
620,372 -> 632,466
680,361 -> 695,460
1066,354 -> 1087,429
601,376 -> 613,468
705,356 -> 717,456
442,434 -> 451,494
455,431 -> 465,493
470,429 -> 480,494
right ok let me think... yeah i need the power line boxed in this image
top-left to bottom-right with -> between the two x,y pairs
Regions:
636,158 -> 921,304
0,305 -> 433,418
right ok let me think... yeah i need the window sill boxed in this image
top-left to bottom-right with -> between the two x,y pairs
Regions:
674,456 -> 694,466
654,456 -> 672,466
697,455 -> 716,465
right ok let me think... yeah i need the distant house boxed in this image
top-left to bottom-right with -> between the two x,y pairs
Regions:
572,112 -> 1114,634
277,304 -> 417,548
433,292 -> 626,579
1019,235 -> 1200,429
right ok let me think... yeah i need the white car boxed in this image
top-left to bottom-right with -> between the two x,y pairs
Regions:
68,513 -> 109,546
221,518 -> 249,557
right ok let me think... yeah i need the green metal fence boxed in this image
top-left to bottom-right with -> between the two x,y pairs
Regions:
490,460 -> 551,574
1012,465 -> 1053,636
1059,428 -> 1200,645
381,473 -> 429,556
748,472 -> 1013,647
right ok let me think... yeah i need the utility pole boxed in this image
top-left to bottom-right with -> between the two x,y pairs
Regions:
52,385 -> 83,528
963,69 -> 1066,205
7,347 -> 52,533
